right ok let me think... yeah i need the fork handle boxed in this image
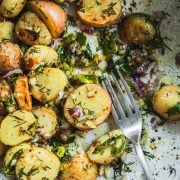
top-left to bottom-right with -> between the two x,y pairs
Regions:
135,143 -> 152,180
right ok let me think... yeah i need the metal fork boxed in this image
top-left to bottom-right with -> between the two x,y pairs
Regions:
102,69 -> 151,180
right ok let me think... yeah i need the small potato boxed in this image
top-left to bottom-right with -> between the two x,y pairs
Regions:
14,75 -> 32,111
64,84 -> 112,130
77,0 -> 122,28
152,85 -> 180,121
24,45 -> 58,71
29,67 -> 68,102
0,42 -> 22,75
15,11 -> 52,46
0,0 -> 26,18
0,21 -> 14,42
27,0 -> 67,38
16,146 -> 61,180
119,13 -> 156,44
60,150 -> 98,180
87,129 -> 126,164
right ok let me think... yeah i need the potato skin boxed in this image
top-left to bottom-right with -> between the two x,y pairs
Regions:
119,13 -> 156,44
60,150 -> 98,180
24,45 -> 58,71
0,42 -> 22,75
152,85 -> 180,121
0,0 -> 26,18
15,11 -> 52,46
77,0 -> 122,28
27,0 -> 67,38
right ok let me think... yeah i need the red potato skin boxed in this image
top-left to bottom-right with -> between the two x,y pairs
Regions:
27,0 -> 67,38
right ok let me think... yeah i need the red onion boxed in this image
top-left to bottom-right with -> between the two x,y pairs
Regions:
150,116 -> 166,128
135,64 -> 145,74
69,107 -> 84,118
3,69 -> 23,78
51,38 -> 63,50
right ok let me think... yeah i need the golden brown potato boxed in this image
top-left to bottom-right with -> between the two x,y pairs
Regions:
0,21 -> 15,42
27,0 -> 67,38
24,45 -> 58,71
152,85 -> 180,121
0,0 -> 26,18
14,75 -> 32,111
77,0 -> 122,28
0,42 -> 22,75
60,150 -> 98,180
15,11 -> 52,46
64,84 -> 112,130
119,13 -> 156,44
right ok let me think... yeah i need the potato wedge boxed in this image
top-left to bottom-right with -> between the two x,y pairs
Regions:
16,146 -> 61,180
32,106 -> 58,139
87,129 -> 126,164
0,42 -> 22,75
14,76 -> 32,111
0,21 -> 14,42
64,84 -> 112,130
29,68 -> 68,102
77,0 -> 122,27
24,45 -> 58,71
27,0 -> 67,38
0,0 -> 26,18
152,85 -> 180,121
60,150 -> 98,180
15,11 -> 52,46
0,110 -> 36,146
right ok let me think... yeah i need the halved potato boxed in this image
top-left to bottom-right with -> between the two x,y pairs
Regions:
27,0 -> 67,38
77,0 -> 122,27
32,106 -> 58,139
16,146 -> 61,180
0,0 -> 26,18
15,11 -> 52,46
0,42 -> 22,75
87,129 -> 126,164
0,110 -> 36,146
64,84 -> 112,130
152,85 -> 180,121
24,45 -> 58,71
14,75 -> 32,111
60,150 -> 98,180
0,21 -> 14,42
29,68 -> 68,102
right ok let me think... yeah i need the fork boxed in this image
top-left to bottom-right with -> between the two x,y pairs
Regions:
102,68 -> 151,180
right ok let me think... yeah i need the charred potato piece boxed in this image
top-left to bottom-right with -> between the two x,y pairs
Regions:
152,85 -> 180,121
0,0 -> 26,18
15,11 -> 52,46
27,0 -> 67,38
119,13 -> 156,44
0,42 -> 22,75
77,0 -> 122,28
14,75 -> 32,111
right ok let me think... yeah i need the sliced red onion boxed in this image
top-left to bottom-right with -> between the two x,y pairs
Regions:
76,20 -> 94,34
150,116 -> 166,128
3,69 -> 23,78
135,64 -> 145,74
51,38 -> 63,50
69,106 -> 84,118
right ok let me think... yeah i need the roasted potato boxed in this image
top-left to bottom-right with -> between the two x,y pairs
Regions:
15,11 -> 52,46
87,129 -> 126,164
14,75 -> 32,111
0,42 -> 22,75
152,85 -> 180,121
77,0 -> 122,27
0,110 -> 36,146
0,21 -> 14,42
27,0 -> 67,38
16,146 -> 61,180
32,106 -> 58,139
24,45 -> 58,71
0,0 -> 26,18
119,13 -> 156,44
64,84 -> 112,130
60,150 -> 98,180
29,67 -> 68,102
